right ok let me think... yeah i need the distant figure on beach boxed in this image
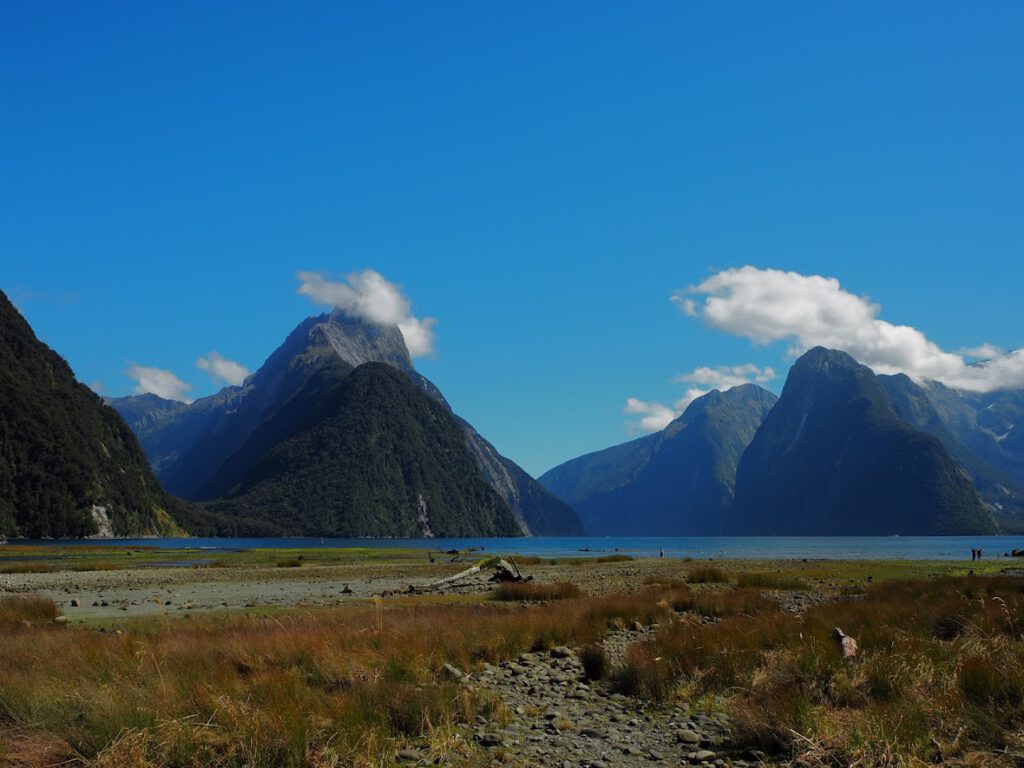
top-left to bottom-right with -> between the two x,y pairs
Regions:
971,548 -> 976,561
659,548 -> 664,559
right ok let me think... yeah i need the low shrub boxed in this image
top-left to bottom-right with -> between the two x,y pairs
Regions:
276,558 -> 302,568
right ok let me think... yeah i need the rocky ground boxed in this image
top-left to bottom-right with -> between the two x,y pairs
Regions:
450,631 -> 760,767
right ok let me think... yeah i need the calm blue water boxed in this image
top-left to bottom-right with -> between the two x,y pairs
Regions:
11,536 -> 1024,560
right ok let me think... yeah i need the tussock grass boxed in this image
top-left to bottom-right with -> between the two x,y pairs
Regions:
507,555 -> 543,565
617,574 -> 1024,765
593,554 -> 633,563
0,587 -> 680,766
275,558 -> 302,568
0,561 -> 53,574
579,645 -> 609,682
491,581 -> 582,601
0,595 -> 58,625
69,561 -> 122,572
687,565 -> 729,584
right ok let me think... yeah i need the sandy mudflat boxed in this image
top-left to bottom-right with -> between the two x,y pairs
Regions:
0,557 -> 799,622
0,562 -> 462,621
0,557 -> 693,622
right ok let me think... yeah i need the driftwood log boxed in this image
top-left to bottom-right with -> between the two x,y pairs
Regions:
392,556 -> 532,596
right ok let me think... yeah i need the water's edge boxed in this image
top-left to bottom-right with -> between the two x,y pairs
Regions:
9,535 -> 1024,561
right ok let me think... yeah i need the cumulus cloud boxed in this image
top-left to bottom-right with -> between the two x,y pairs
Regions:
297,269 -> 437,357
126,364 -> 192,402
196,351 -> 250,387
677,266 -> 1024,392
625,362 -> 777,433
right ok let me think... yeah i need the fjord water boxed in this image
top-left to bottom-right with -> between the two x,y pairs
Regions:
18,536 -> 1024,560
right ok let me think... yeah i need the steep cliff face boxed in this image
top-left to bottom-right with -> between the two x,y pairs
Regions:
731,348 -> 996,536
0,290 -> 191,538
111,310 -> 580,536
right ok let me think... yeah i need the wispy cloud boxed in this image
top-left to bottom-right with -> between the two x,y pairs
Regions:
297,269 -> 437,357
196,351 -> 250,386
677,266 -> 1024,392
126,364 -> 192,402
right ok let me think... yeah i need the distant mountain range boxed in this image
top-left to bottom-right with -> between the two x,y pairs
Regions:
5,276 -> 1021,540
109,310 -> 581,537
0,291 -> 194,538
543,346 -> 1021,536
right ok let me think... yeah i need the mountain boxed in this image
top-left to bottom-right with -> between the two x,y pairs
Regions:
731,347 -> 997,535
0,290 -> 192,538
110,310 -> 580,536
915,381 -> 1024,489
878,374 -> 1024,525
204,362 -> 522,537
540,385 -> 778,534
540,434 -> 660,511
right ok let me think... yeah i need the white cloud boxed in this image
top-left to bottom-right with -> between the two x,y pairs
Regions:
126,364 -> 192,402
624,397 -> 679,433
297,269 -> 437,357
196,351 -> 250,386
958,343 -> 1004,360
677,266 -> 1024,392
675,363 -> 775,389
624,362 -> 777,432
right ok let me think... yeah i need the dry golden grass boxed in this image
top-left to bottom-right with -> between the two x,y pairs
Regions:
0,587 -> 678,767
0,595 -> 58,625
0,562 -> 53,574
617,574 -> 1024,766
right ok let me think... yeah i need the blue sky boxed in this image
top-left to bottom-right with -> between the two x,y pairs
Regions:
3,3 -> 1023,476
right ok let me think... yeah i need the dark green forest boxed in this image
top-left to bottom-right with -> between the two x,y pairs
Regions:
206,362 -> 523,537
0,291 -> 193,538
